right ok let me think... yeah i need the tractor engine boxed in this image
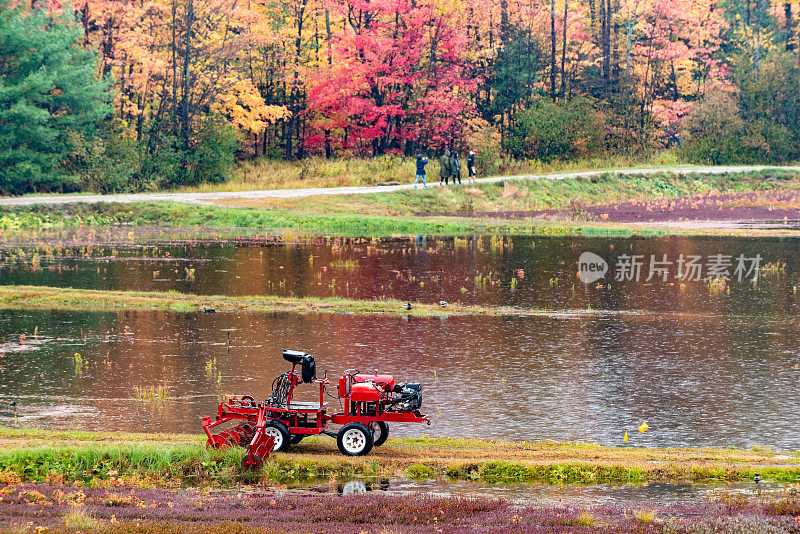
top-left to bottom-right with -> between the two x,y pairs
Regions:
392,382 -> 422,411
339,371 -> 423,414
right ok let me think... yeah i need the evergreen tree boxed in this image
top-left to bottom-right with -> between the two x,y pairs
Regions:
0,2 -> 112,194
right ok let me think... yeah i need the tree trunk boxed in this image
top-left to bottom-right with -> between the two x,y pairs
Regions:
754,0 -> 764,69
180,0 -> 193,151
101,19 -> 114,76
560,0 -> 568,98
625,19 -> 633,72
612,0 -> 620,86
324,129 -> 332,159
500,0 -> 509,41
172,0 -> 178,136
550,0 -> 557,99
80,2 -> 90,44
601,0 -> 611,91
786,2 -> 794,51
325,9 -> 333,65
285,0 -> 309,160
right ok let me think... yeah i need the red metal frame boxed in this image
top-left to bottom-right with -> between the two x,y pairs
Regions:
203,356 -> 429,460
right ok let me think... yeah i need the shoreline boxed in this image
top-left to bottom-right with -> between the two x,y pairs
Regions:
0,285 -> 620,318
3,205 -> 800,240
1,427 -> 798,487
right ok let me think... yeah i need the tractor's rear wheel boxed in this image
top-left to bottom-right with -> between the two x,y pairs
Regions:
337,423 -> 374,456
263,421 -> 290,452
241,453 -> 263,471
372,421 -> 389,447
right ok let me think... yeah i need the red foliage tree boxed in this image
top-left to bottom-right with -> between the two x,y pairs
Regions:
305,0 -> 479,155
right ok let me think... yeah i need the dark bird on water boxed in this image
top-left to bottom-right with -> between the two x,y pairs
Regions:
202,308 -> 216,314
754,474 -> 763,484
403,302 -> 412,310
439,300 -> 448,307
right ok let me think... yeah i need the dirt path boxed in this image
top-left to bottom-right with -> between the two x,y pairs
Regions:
2,165 -> 799,207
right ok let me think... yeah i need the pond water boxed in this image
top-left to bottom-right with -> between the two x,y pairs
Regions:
1,234 -> 800,449
293,477 -> 778,507
2,234 -> 800,313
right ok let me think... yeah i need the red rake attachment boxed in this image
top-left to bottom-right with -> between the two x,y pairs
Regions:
204,409 -> 276,469
240,432 -> 274,470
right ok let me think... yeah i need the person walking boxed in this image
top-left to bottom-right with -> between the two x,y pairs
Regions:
413,153 -> 428,188
439,149 -> 451,185
451,151 -> 461,184
467,150 -> 477,183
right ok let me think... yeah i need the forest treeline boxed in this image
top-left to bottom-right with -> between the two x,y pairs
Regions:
1,0 -> 799,194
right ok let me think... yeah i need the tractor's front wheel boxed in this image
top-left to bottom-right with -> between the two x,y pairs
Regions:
263,421 -> 290,452
371,421 -> 389,447
337,423 -> 374,456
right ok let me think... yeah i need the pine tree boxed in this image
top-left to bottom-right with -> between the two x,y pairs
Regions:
0,1 -> 112,194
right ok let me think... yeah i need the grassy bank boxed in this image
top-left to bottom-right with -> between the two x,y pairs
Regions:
0,285 -> 605,318
179,152 -> 687,193
4,169 -> 800,238
218,168 -> 800,217
1,427 -> 798,487
0,201 -> 658,238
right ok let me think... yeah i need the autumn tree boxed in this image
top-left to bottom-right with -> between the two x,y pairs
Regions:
306,0 -> 478,155
74,0 -> 288,185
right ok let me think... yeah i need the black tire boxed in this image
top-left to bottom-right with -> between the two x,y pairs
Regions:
263,421 -> 290,452
289,434 -> 305,445
372,421 -> 389,447
337,422 -> 374,456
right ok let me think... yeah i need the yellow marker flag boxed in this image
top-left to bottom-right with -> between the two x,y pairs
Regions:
623,431 -> 628,443
639,422 -> 649,433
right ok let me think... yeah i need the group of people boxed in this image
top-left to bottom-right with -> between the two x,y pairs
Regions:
413,150 -> 476,188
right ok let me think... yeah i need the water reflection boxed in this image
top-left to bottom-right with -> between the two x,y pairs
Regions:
298,477 -> 775,507
1,308 -> 799,449
2,235 -> 800,314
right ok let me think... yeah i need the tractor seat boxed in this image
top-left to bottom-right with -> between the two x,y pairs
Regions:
287,401 -> 328,411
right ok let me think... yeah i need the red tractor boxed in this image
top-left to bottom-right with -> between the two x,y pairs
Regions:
202,350 -> 429,469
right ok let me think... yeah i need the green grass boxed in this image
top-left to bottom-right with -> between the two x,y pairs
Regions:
3,441 -> 799,487
0,442 -> 247,486
2,427 -> 800,487
0,201 -> 652,238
